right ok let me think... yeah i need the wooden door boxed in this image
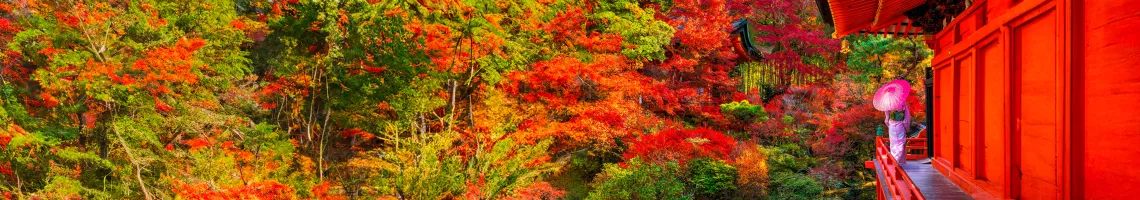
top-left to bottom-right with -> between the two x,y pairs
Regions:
955,56 -> 976,176
936,64 -> 955,164
979,38 -> 1006,194
1012,7 -> 1060,200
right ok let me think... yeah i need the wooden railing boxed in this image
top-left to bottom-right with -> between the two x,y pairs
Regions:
874,136 -> 926,200
906,130 -> 929,160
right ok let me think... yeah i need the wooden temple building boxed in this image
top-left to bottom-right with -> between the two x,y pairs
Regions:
817,0 -> 1140,199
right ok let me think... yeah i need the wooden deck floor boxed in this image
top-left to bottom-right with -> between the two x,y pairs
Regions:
875,158 -> 973,200
898,159 -> 972,200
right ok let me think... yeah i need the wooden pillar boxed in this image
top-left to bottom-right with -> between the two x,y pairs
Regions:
926,66 -> 935,157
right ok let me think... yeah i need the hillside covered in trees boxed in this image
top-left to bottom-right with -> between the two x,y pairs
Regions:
0,0 -> 930,199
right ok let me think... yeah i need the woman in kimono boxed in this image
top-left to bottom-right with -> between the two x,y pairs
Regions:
885,107 -> 910,164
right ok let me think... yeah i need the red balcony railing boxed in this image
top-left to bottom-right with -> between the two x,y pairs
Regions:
906,130 -> 929,160
874,136 -> 925,200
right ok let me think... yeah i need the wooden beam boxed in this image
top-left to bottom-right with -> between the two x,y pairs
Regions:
890,22 -> 896,38
857,30 -> 924,35
906,20 -> 914,38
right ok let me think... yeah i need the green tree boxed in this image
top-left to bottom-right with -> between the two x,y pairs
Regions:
1,0 -> 298,198
844,36 -> 932,85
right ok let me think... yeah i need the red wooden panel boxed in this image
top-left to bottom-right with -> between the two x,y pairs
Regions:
929,1 -> 1070,199
939,29 -> 956,50
979,39 -> 1006,194
1013,9 -> 1059,200
954,56 -> 976,176
957,10 -> 979,40
937,65 -> 956,164
1081,0 -> 1140,198
986,0 -> 1012,23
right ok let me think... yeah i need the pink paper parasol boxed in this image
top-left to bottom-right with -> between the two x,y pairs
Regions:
873,80 -> 911,111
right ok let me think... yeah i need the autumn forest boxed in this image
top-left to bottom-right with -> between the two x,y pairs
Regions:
0,0 -> 932,199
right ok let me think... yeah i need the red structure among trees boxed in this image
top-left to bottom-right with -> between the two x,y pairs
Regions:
822,0 -> 1140,199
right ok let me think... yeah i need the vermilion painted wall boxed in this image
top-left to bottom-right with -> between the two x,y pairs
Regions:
1079,0 -> 1140,198
930,0 -> 1140,199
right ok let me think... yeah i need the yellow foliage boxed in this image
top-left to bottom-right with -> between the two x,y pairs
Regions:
731,143 -> 770,199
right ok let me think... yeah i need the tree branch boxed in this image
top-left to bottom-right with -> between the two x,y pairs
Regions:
110,121 -> 153,199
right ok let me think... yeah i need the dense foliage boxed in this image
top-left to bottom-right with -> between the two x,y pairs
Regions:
0,0 -> 929,199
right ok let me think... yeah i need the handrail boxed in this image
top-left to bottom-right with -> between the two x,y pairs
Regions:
874,136 -> 926,200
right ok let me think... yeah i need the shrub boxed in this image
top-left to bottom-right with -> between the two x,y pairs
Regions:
720,100 -> 768,122
355,132 -> 560,199
730,144 -> 769,199
763,143 -> 816,174
688,159 -> 738,198
768,172 -> 823,200
587,158 -> 691,200
757,143 -> 829,199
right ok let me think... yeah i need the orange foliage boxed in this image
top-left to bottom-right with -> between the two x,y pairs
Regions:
502,42 -> 660,149
667,0 -> 733,55
0,164 -> 11,182
405,21 -> 461,72
53,12 -> 80,27
49,2 -> 117,28
362,64 -> 387,75
311,181 -> 346,200
511,98 -> 658,150
462,174 -> 487,199
269,0 -> 300,17
730,143 -> 770,198
81,104 -> 104,129
36,46 -> 57,56
230,19 -> 246,30
140,3 -> 167,28
623,128 -> 738,165
173,180 -> 296,199
503,182 -> 565,200
339,128 -> 374,140
77,59 -> 122,85
0,124 -> 28,149
154,97 -> 174,113
0,51 -> 25,83
504,55 -> 644,108
545,8 -> 587,42
575,33 -> 624,53
39,92 -> 59,108
131,38 -> 207,95
182,139 -> 210,151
